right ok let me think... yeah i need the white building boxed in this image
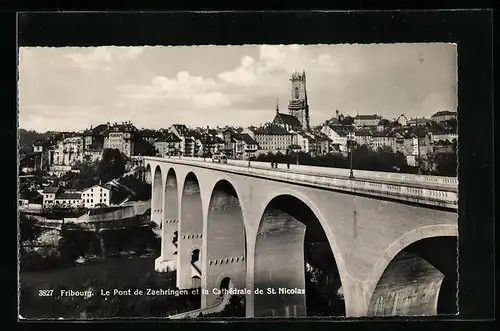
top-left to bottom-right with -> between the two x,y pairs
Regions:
292,132 -> 311,153
320,125 -> 348,152
54,191 -> 83,208
51,136 -> 84,166
103,123 -> 136,158
431,132 -> 458,143
233,133 -> 259,159
40,187 -> 61,208
82,184 -> 112,208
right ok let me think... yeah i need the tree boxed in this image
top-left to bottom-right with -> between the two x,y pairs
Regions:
433,153 -> 457,177
134,138 -> 156,156
19,214 -> 41,243
98,149 -> 127,183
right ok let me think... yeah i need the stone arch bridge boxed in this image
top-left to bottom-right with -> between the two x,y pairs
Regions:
143,156 -> 458,318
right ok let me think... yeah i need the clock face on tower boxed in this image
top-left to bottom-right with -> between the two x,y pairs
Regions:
295,87 -> 299,99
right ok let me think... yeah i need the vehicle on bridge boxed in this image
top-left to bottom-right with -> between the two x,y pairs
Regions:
212,153 -> 227,164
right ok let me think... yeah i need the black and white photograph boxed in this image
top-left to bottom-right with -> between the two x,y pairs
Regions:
18,43 -> 459,319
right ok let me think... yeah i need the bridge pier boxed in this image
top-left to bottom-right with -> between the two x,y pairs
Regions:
155,219 -> 178,272
203,255 -> 246,309
177,235 -> 203,289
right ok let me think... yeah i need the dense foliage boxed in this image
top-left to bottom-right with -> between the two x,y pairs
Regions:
19,217 -> 159,273
256,146 -> 415,173
62,148 -> 127,190
255,145 -> 457,176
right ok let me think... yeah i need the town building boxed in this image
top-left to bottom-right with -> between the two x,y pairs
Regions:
371,132 -> 397,153
103,122 -> 137,158
32,139 -> 53,170
82,123 -> 108,162
354,114 -> 382,127
354,129 -> 373,147
272,105 -> 303,132
82,184 -> 112,209
233,133 -> 260,159
168,124 -> 195,157
253,124 -> 294,154
40,186 -> 62,208
292,131 -> 311,154
308,132 -> 331,156
51,136 -> 84,166
377,119 -> 391,132
396,114 -> 409,127
241,127 -> 257,139
54,191 -> 83,208
155,132 -> 182,157
407,117 -> 430,127
83,124 -> 107,151
320,125 -> 349,152
431,110 -> 457,123
430,132 -> 458,143
288,71 -> 310,131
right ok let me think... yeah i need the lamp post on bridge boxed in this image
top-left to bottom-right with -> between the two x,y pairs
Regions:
245,147 -> 251,167
347,132 -> 355,179
414,134 -> 422,175
288,144 -> 301,166
203,126 -> 209,162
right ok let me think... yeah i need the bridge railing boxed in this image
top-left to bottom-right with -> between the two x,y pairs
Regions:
172,156 -> 458,188
145,156 -> 458,210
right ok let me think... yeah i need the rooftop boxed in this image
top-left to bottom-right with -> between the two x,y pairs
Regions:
254,125 -> 291,135
234,133 -> 258,145
56,192 -> 82,200
42,187 -> 60,194
273,112 -> 302,128
355,114 -> 381,120
431,110 -> 457,117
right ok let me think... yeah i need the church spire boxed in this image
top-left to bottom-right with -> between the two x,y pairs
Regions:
276,97 -> 279,114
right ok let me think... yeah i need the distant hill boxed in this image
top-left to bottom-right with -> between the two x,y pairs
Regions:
18,129 -> 59,147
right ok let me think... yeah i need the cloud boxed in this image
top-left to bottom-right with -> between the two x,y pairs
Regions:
219,45 -> 342,85
65,48 -> 113,71
118,71 -> 234,109
65,47 -> 144,71
116,45 -> 365,120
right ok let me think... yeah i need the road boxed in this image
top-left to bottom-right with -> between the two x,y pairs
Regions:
166,157 -> 458,193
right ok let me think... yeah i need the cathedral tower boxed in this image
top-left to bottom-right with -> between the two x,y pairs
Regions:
288,70 -> 310,131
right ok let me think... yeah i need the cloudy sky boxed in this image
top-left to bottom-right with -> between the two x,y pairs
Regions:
18,44 -> 457,132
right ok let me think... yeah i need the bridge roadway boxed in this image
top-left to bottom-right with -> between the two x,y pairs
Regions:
174,156 -> 457,190
144,156 -> 458,318
155,156 -> 457,210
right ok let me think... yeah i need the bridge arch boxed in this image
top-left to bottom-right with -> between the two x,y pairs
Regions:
177,172 -> 204,289
203,179 -> 246,310
151,165 -> 163,226
158,168 -> 179,270
367,224 -> 458,316
253,189 -> 348,318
